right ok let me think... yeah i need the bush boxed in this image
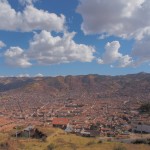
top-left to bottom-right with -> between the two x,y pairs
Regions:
69,143 -> 77,150
107,138 -> 112,142
47,143 -> 55,150
139,103 -> 150,114
86,141 -> 95,146
132,139 -> 148,144
147,138 -> 150,145
0,142 -> 9,149
56,138 -> 65,143
113,144 -> 127,150
97,140 -> 103,144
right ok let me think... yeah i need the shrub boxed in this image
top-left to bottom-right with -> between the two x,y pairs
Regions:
69,143 -> 77,150
86,141 -> 95,146
147,138 -> 150,145
56,138 -> 65,143
113,144 -> 127,150
47,143 -> 55,150
139,103 -> 150,114
132,139 -> 148,144
97,140 -> 103,144
0,142 -> 9,149
107,138 -> 112,142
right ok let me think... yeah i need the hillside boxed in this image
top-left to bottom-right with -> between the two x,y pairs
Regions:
0,126 -> 150,150
0,72 -> 150,102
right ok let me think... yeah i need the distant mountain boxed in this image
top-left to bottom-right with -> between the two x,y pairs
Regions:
0,72 -> 150,101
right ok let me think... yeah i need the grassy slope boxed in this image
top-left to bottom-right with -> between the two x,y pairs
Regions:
0,127 -> 150,150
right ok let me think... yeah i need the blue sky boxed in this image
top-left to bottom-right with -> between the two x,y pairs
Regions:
0,0 -> 150,77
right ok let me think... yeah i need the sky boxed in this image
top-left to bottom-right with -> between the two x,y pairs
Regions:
0,0 -> 150,77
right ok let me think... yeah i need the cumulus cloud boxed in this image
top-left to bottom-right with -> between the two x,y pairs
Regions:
0,41 -> 6,49
28,30 -> 95,65
4,47 -> 32,67
77,0 -> 150,67
97,41 -> 133,67
0,0 -> 65,32
3,30 -> 95,67
77,0 -> 150,40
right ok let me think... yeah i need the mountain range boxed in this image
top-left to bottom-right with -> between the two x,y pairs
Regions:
0,72 -> 150,102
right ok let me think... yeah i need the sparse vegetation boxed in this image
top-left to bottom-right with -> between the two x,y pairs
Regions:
0,142 -> 9,150
97,139 -> 103,144
86,140 -> 95,146
0,127 -> 150,150
132,138 -> 150,145
113,144 -> 127,150
47,143 -> 55,150
139,103 -> 150,114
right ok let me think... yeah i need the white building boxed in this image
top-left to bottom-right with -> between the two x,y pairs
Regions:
133,124 -> 150,133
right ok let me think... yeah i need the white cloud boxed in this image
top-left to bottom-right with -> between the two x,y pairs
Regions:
0,0 -> 65,32
28,30 -> 95,65
17,73 -> 30,77
132,36 -> 150,65
97,41 -> 133,67
77,0 -> 150,40
0,75 -> 5,78
4,47 -> 32,68
98,33 -> 110,40
77,0 -> 150,67
0,41 -> 6,48
117,55 -> 133,68
4,46 -> 24,57
3,30 -> 95,67
18,73 -> 43,77
19,0 -> 38,6
35,73 -> 43,77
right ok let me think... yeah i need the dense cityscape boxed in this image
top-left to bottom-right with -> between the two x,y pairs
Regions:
0,74 -> 150,139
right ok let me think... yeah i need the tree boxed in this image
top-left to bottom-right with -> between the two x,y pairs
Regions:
139,103 -> 150,114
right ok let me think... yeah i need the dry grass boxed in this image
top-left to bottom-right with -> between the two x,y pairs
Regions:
0,127 -> 150,150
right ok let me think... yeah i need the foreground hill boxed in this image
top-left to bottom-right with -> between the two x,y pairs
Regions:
0,126 -> 150,150
0,72 -> 150,101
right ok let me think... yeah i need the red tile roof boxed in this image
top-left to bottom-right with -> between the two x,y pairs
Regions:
52,118 -> 69,125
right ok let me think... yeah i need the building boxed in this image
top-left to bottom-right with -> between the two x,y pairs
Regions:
80,128 -> 100,137
65,124 -> 74,133
132,124 -> 150,133
13,125 -> 47,140
52,118 -> 69,129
